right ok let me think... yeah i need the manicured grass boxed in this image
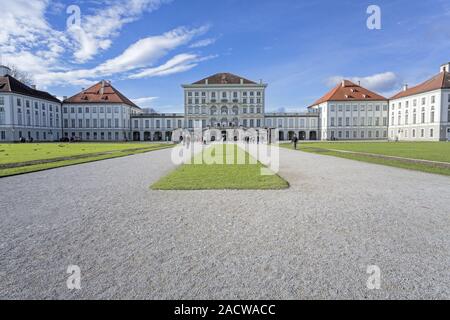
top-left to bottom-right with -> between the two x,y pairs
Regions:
281,141 -> 450,176
152,144 -> 289,190
0,143 -> 173,177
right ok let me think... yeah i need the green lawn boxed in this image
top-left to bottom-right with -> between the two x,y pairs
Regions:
0,143 -> 173,177
152,144 -> 289,190
281,141 -> 450,176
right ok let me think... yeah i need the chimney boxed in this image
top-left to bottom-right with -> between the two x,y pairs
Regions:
31,85 -> 36,90
403,84 -> 409,91
357,80 -> 361,86
100,80 -> 105,95
341,80 -> 346,87
205,79 -> 209,85
240,78 -> 244,85
440,62 -> 450,73
259,79 -> 263,85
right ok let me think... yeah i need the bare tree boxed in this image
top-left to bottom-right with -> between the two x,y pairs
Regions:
4,64 -> 34,86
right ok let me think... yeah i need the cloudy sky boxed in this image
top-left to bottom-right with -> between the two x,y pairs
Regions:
1,0 -> 450,112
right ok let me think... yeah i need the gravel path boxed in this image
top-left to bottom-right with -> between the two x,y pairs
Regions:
0,146 -> 449,299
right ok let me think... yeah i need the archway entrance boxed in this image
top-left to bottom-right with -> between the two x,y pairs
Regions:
153,131 -> 162,141
165,131 -> 172,141
221,130 -> 227,141
299,131 -> 306,140
288,131 -> 295,140
309,131 -> 317,140
278,131 -> 285,141
144,132 -> 151,141
133,131 -> 140,141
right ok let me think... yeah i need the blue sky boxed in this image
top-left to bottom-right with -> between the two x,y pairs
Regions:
1,0 -> 450,112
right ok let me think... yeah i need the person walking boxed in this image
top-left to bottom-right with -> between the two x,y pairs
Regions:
292,135 -> 299,150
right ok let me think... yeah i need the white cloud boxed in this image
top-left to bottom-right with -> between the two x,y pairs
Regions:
129,53 -> 216,79
0,1 -> 213,88
189,38 -> 217,48
31,27 -> 213,86
97,26 -> 208,75
68,0 -> 169,63
326,72 -> 400,92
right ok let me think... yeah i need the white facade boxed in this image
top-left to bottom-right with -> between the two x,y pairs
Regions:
311,101 -> 389,141
0,92 -> 62,142
389,89 -> 450,141
264,112 -> 320,140
182,80 -> 267,130
131,113 -> 185,141
2,67 -> 449,143
62,103 -> 141,141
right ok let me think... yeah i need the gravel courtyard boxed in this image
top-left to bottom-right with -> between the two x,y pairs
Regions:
0,146 -> 449,299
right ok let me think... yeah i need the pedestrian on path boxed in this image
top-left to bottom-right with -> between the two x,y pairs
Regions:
292,135 -> 299,150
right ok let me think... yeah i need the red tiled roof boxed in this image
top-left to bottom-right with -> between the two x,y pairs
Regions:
63,80 -> 139,108
192,73 -> 257,85
0,75 -> 60,103
390,71 -> 450,99
309,80 -> 387,107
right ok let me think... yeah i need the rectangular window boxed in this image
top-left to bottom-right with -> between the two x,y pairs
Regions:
0,97 -> 4,105
78,119 -> 82,128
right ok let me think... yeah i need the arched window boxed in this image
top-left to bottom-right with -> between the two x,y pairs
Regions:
221,106 -> 228,115
210,106 -> 217,115
232,106 -> 239,115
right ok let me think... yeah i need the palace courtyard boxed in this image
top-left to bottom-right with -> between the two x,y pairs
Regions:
0,145 -> 449,299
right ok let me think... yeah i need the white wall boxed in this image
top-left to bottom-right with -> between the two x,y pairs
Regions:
0,92 -> 61,141
389,89 -> 447,141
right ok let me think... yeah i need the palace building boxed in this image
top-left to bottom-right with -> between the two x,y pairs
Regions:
388,63 -> 450,141
0,66 -> 62,142
308,80 -> 389,141
1,65 -> 449,143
